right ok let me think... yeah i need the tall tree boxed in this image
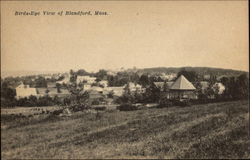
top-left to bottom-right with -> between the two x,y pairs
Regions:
139,74 -> 150,87
67,70 -> 89,111
35,76 -> 47,88
77,69 -> 89,76
95,69 -> 108,81
143,82 -> 161,103
177,69 -> 198,82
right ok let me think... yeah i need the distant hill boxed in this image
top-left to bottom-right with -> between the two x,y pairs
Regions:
134,67 -> 248,77
1,70 -> 67,78
1,67 -> 248,79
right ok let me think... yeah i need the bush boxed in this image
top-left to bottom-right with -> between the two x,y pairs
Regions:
173,99 -> 191,107
94,106 -> 106,111
117,103 -> 138,111
92,99 -> 100,105
1,98 -> 16,107
69,104 -> 90,112
157,97 -> 173,108
52,109 -> 64,115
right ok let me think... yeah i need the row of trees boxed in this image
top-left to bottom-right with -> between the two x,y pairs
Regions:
16,96 -> 63,107
115,82 -> 161,104
2,76 -> 48,88
220,74 -> 249,99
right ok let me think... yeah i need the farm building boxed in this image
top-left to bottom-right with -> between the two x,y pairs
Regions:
168,75 -> 197,99
15,83 -> 38,99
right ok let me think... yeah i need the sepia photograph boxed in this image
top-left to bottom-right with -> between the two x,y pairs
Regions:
1,0 -> 249,159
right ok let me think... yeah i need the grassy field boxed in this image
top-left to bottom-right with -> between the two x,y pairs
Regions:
1,100 -> 249,159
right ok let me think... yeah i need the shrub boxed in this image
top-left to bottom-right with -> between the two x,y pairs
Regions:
117,103 -> 138,111
173,99 -> 191,107
52,109 -> 63,115
1,98 -> 16,107
94,106 -> 106,111
92,99 -> 100,105
157,97 -> 173,108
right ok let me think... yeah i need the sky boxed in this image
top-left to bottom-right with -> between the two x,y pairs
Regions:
1,1 -> 249,73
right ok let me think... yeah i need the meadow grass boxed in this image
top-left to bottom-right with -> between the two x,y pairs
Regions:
1,100 -> 249,159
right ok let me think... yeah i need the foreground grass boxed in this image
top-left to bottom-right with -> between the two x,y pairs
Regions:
1,100 -> 249,159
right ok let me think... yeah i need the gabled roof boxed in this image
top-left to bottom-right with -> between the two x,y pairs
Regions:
154,82 -> 174,89
170,75 -> 196,90
154,82 -> 164,88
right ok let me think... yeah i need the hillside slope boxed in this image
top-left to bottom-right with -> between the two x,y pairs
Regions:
1,100 -> 249,159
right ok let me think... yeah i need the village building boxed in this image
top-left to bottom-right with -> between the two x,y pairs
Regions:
15,83 -> 37,99
56,77 -> 70,85
83,83 -> 92,90
90,86 -> 103,92
88,90 -> 104,99
198,81 -> 225,95
77,76 -> 96,84
203,74 -> 211,80
128,82 -> 143,92
107,71 -> 117,76
199,81 -> 209,93
47,82 -> 56,88
98,80 -> 108,88
168,75 -> 197,99
103,86 -> 125,97
36,88 -> 70,98
213,82 -> 225,94
154,82 -> 174,91
160,73 -> 177,81
44,75 -> 52,79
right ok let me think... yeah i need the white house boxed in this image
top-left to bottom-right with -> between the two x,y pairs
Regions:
213,82 -> 225,94
15,83 -> 37,99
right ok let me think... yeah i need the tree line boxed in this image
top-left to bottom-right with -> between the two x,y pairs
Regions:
1,69 -> 249,108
